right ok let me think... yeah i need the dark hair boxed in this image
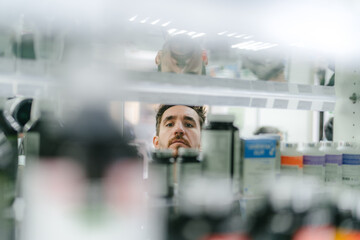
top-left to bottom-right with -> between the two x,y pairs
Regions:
254,126 -> 281,135
155,105 -> 206,135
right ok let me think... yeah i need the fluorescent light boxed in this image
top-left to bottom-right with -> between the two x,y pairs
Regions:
192,33 -> 205,38
151,19 -> 160,25
243,42 -> 265,50
227,32 -> 236,37
129,15 -> 137,22
231,41 -> 255,49
243,35 -> 253,39
162,21 -> 171,27
140,17 -> 149,23
235,34 -> 245,38
187,32 -> 196,36
167,28 -> 177,34
174,30 -> 187,35
253,43 -> 278,51
217,31 -> 227,35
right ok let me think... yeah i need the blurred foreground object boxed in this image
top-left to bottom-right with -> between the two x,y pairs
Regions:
20,107 -> 163,240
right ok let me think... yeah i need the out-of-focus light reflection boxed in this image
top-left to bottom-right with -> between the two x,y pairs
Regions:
140,17 -> 149,24
217,31 -> 227,35
173,30 -> 187,35
227,32 -> 236,37
235,34 -> 245,38
231,41 -> 278,51
254,43 -> 278,51
231,41 -> 255,49
151,19 -> 160,25
187,31 -> 196,36
161,21 -> 171,27
243,35 -> 253,39
129,15 -> 137,22
191,33 -> 205,38
167,28 -> 177,34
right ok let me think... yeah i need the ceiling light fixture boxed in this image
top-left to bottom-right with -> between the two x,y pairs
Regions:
140,17 -> 149,23
192,33 -> 205,38
217,31 -> 227,35
162,21 -> 171,27
151,19 -> 160,25
129,15 -> 137,21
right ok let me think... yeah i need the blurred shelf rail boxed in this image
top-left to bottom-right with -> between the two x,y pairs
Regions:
121,71 -> 336,111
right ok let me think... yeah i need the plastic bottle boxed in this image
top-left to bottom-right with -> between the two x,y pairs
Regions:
201,114 -> 240,192
301,142 -> 325,184
150,149 -> 175,198
280,142 -> 303,177
337,142 -> 360,189
319,141 -> 342,185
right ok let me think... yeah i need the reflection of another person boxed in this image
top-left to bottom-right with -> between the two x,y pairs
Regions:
155,35 -> 207,75
242,51 -> 285,82
153,105 -> 206,157
254,126 -> 283,140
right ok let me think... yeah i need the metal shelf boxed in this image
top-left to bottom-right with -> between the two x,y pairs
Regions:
120,71 -> 336,112
0,70 -> 336,112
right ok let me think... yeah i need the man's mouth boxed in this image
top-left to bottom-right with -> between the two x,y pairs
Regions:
169,139 -> 190,147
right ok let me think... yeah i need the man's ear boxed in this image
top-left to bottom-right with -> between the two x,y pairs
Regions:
155,50 -> 162,65
153,136 -> 160,148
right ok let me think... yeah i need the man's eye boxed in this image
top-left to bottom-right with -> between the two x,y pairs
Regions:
185,123 -> 193,128
166,123 -> 174,127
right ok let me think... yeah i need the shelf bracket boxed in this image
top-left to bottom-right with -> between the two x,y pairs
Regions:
349,93 -> 357,104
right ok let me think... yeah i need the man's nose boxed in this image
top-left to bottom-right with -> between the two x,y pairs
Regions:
174,122 -> 185,135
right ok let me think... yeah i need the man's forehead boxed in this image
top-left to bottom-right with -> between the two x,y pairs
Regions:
162,106 -> 200,121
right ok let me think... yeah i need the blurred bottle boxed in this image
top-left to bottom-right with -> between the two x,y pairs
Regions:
201,114 -> 240,193
319,141 -> 342,185
338,142 -> 360,189
176,148 -> 201,196
149,149 -> 175,199
280,143 -> 303,177
169,177 -> 248,240
0,131 -> 16,240
301,142 -> 325,185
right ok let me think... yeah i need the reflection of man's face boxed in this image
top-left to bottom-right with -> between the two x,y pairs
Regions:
153,106 -> 201,154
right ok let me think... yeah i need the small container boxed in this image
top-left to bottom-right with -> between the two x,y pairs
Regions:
149,149 -> 175,198
319,141 -> 342,185
337,142 -> 360,188
280,142 -> 303,177
301,142 -> 325,183
201,114 -> 240,192
259,134 -> 281,178
177,148 -> 201,194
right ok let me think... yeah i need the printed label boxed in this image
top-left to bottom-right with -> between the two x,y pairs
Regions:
243,139 -> 277,196
343,154 -> 360,165
325,163 -> 342,183
343,154 -> 360,186
244,139 -> 276,158
303,155 -> 325,166
325,154 -> 342,165
303,155 -> 325,181
281,156 -> 303,167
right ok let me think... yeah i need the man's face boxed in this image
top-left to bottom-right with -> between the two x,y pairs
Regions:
153,106 -> 201,154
